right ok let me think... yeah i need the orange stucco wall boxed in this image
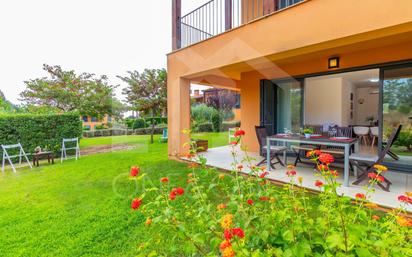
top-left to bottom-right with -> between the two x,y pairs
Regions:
167,0 -> 412,157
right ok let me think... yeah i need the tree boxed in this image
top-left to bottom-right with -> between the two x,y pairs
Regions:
20,64 -> 119,118
0,90 -> 18,113
118,69 -> 167,143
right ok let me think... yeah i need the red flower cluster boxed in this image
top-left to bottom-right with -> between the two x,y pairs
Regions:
160,177 -> 169,183
314,180 -> 324,187
219,240 -> 231,250
317,164 -> 328,171
306,149 -> 321,158
131,198 -> 142,210
246,199 -> 254,205
259,196 -> 270,201
355,193 -> 366,200
169,187 -> 185,200
259,171 -> 269,178
130,166 -> 140,177
368,172 -> 384,183
398,195 -> 412,205
286,170 -> 297,177
234,129 -> 245,137
329,170 -> 339,177
318,153 -> 334,164
224,228 -> 245,240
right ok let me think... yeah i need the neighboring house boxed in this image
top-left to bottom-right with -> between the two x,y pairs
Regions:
190,89 -> 204,104
167,0 -> 412,172
203,88 -> 241,122
82,115 -> 111,130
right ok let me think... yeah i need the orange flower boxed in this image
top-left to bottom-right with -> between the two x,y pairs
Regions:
287,164 -> 295,170
319,153 -> 334,164
187,163 -> 199,169
317,164 -> 328,171
145,218 -> 152,225
219,174 -> 225,180
397,216 -> 412,227
330,170 -> 339,177
219,240 -> 231,250
187,173 -> 193,177
259,196 -> 270,201
406,192 -> 412,197
236,164 -> 243,171
185,153 -> 195,159
372,215 -> 380,221
355,193 -> 366,200
373,164 -> 388,172
221,214 -> 233,229
160,177 -> 169,183
217,203 -> 227,210
364,202 -> 379,209
314,180 -> 323,187
222,246 -> 235,257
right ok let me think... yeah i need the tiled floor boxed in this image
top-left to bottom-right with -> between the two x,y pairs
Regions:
187,146 -> 412,212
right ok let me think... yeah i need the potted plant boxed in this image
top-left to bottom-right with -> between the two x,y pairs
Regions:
366,116 -> 375,126
303,127 -> 314,139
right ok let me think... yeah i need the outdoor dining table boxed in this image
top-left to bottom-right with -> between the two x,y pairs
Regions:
266,135 -> 359,187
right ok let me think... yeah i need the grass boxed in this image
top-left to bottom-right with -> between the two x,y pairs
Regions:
0,132 -> 227,257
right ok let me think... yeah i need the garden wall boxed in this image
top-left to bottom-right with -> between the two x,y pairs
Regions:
0,113 -> 82,158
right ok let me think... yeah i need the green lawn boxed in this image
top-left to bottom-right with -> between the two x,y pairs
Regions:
0,133 -> 227,257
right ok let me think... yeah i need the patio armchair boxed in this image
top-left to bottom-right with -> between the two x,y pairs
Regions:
255,126 -> 287,169
349,125 -> 402,192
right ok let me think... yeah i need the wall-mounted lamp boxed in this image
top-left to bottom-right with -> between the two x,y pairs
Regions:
328,56 -> 340,69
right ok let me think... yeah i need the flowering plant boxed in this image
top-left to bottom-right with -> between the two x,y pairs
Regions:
128,131 -> 412,256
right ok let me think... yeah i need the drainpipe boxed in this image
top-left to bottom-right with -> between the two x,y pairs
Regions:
172,0 -> 181,50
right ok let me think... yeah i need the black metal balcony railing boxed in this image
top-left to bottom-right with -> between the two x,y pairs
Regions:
179,0 -> 303,48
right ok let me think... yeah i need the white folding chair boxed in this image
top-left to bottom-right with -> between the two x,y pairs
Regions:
1,143 -> 32,173
61,138 -> 80,163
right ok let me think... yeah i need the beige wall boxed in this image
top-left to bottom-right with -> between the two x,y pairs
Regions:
305,77 -> 343,126
355,87 -> 379,125
341,79 -> 355,127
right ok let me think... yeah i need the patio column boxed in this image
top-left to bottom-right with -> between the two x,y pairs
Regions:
167,76 -> 190,157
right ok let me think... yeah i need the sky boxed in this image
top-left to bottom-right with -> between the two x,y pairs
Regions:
0,0 -> 210,104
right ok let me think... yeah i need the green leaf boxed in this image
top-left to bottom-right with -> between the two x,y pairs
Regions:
355,248 -> 376,257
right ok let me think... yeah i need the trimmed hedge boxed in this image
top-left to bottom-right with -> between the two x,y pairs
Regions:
82,127 -> 166,138
197,122 -> 213,132
0,113 -> 82,158
221,121 -> 241,131
125,117 -> 167,129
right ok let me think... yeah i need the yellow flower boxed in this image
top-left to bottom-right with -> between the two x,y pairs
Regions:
222,246 -> 235,257
187,173 -> 193,177
373,164 -> 388,172
269,197 -> 276,203
145,218 -> 152,226
221,214 -> 233,229
287,164 -> 296,170
364,203 -> 379,209
397,216 -> 412,227
219,174 -> 225,180
298,176 -> 303,184
405,192 -> 412,197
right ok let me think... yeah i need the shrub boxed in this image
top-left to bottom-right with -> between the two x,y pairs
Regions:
127,132 -> 412,256
197,122 -> 213,132
394,130 -> 412,151
191,104 -> 218,124
221,121 -> 241,131
146,117 -> 167,125
124,118 -> 135,129
0,113 -> 82,158
132,118 -> 146,129
211,112 -> 222,132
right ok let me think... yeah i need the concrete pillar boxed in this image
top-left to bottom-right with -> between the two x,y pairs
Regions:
168,76 -> 190,157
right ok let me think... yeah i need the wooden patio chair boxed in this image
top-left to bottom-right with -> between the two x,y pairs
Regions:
349,125 -> 402,192
291,125 -> 322,167
255,126 -> 287,169
61,138 -> 80,163
1,143 -> 32,173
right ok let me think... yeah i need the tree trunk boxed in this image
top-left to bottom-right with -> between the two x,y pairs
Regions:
150,110 -> 155,144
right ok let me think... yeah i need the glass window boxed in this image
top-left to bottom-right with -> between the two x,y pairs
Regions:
91,117 -> 98,122
276,80 -> 303,133
383,66 -> 412,167
82,116 -> 88,122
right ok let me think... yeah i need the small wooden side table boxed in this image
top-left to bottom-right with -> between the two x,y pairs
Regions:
33,151 -> 54,167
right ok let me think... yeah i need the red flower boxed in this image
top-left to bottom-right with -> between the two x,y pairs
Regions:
131,198 -> 142,210
236,164 -> 243,170
231,227 -> 245,238
259,171 -> 269,178
317,164 -> 328,171
175,187 -> 185,195
259,196 -> 270,201
219,240 -> 231,250
376,175 -> 384,183
330,170 -> 339,177
398,195 -> 412,205
234,130 -> 245,137
319,153 -> 334,164
246,199 -> 254,205
286,170 -> 297,177
224,229 -> 232,240
306,149 -> 322,158
368,173 -> 377,179
355,193 -> 366,200
314,180 -> 324,187
372,215 -> 380,221
130,166 -> 140,177
229,141 -> 238,146
160,177 -> 169,183
169,192 -> 177,200
368,173 -> 384,183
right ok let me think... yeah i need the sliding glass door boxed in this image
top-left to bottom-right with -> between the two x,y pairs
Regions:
382,66 -> 412,168
275,80 -> 303,133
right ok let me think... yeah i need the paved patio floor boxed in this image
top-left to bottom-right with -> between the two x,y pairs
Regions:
189,146 -> 412,212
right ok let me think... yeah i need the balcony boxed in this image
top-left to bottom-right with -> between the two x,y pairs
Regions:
174,0 -> 304,49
